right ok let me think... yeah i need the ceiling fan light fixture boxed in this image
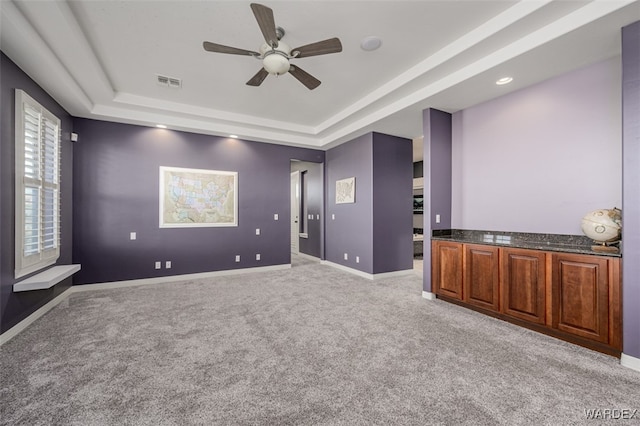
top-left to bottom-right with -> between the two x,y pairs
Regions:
263,52 -> 290,75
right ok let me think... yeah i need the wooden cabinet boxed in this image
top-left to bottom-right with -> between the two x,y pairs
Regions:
432,241 -> 463,300
431,240 -> 622,355
464,244 -> 500,311
551,253 -> 620,346
501,248 -> 546,325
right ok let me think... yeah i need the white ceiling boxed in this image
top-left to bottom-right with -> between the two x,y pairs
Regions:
2,0 -> 638,156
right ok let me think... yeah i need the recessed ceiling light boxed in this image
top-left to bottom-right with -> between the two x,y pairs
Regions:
496,77 -> 513,85
360,36 -> 382,51
156,124 -> 167,129
229,135 -> 238,139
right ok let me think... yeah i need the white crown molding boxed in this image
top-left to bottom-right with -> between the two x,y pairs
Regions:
3,0 -> 635,149
0,0 -> 93,113
313,0 -> 554,135
316,0 -> 636,146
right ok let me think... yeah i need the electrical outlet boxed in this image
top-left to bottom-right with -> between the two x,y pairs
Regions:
130,232 -> 136,240
155,261 -> 161,270
274,214 -> 279,220
256,228 -> 260,235
356,256 -> 360,263
165,261 -> 171,269
344,253 -> 348,260
235,255 -> 241,262
436,214 -> 441,223
256,254 -> 261,261
332,214 -> 335,220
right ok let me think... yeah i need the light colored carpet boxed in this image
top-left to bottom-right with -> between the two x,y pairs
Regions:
1,255 -> 639,425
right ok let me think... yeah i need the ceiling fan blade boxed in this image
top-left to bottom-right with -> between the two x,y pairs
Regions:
246,68 -> 269,86
203,41 -> 259,56
288,65 -> 321,90
292,38 -> 342,58
250,3 -> 279,48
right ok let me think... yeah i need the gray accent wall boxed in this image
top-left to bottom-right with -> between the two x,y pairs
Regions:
72,118 -> 324,285
422,109 -> 453,293
622,21 -> 640,359
326,132 -> 413,274
1,52 -> 74,333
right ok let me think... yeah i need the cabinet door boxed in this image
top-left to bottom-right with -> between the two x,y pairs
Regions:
463,244 -> 500,311
501,248 -> 546,324
432,241 -> 463,300
551,253 -> 609,343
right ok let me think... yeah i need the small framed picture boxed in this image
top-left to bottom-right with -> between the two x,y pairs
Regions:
335,177 -> 355,204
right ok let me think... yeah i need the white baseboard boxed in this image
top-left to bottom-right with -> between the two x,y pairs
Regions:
294,252 -> 321,262
321,260 -> 414,281
0,287 -> 73,346
0,264 -> 291,346
621,353 -> 640,372
73,264 -> 291,293
422,291 -> 436,300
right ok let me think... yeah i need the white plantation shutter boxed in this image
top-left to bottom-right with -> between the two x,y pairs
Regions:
15,90 -> 61,278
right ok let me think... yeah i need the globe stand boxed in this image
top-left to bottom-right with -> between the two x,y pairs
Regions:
591,241 -> 620,254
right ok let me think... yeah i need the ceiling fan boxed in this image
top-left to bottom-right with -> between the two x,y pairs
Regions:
203,3 -> 342,90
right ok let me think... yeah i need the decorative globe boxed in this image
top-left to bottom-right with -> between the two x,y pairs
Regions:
581,208 -> 622,243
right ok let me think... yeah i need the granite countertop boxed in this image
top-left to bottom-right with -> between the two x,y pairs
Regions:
431,229 -> 621,257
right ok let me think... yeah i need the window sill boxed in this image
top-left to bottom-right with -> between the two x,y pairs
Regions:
13,264 -> 81,292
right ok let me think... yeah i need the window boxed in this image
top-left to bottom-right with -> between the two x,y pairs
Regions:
15,90 -> 61,278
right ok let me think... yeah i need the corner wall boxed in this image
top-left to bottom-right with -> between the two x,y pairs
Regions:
325,132 -> 412,275
621,21 -> 640,360
0,52 -> 74,333
372,133 -> 413,274
325,134 -> 374,272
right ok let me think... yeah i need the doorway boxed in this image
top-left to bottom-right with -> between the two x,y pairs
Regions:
290,170 -> 300,254
290,160 -> 324,263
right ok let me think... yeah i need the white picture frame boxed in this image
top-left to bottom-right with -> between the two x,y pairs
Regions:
159,166 -> 238,228
335,177 -> 355,204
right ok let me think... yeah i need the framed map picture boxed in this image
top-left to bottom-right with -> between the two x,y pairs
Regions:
159,166 -> 238,228
335,177 -> 355,204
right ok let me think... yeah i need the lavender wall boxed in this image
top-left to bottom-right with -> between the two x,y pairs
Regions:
72,118 -> 323,285
451,58 -> 622,234
422,109 -> 453,293
372,133 -> 413,274
1,52 -> 74,333
622,21 -> 640,359
325,134 -> 374,272
290,160 -> 323,259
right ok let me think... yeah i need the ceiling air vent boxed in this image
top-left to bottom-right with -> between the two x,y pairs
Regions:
156,74 -> 182,89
